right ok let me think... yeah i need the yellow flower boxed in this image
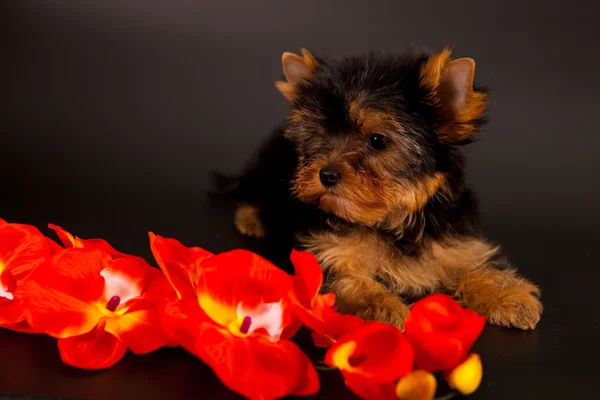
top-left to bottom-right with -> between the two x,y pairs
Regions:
396,370 -> 437,400
445,353 -> 483,395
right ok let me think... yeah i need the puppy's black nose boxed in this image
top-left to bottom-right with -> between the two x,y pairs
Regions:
319,167 -> 341,187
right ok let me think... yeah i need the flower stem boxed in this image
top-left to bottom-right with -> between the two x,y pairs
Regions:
434,392 -> 458,400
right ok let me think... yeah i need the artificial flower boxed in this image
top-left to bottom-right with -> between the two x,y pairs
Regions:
49,224 -> 149,265
395,370 -> 437,400
0,218 -> 58,332
444,353 -> 483,395
150,233 -> 319,400
403,294 -> 485,372
325,321 -> 414,400
289,249 -> 365,347
22,245 -> 176,369
149,232 -> 214,300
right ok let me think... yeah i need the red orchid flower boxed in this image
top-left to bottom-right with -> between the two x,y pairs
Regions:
0,218 -> 59,332
22,231 -> 176,369
147,232 -> 214,300
404,294 -> 485,372
325,321 -> 415,400
289,249 -> 366,347
49,224 -> 149,265
150,233 -> 319,400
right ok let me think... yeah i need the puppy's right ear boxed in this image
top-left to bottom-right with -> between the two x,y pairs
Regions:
275,48 -> 319,102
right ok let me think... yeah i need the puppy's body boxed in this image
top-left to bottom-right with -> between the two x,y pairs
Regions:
227,48 -> 542,330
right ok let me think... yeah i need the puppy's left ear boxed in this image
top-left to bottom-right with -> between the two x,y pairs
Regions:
420,48 -> 489,143
275,48 -> 319,102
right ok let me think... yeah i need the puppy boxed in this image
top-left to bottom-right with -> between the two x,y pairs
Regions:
225,47 -> 542,330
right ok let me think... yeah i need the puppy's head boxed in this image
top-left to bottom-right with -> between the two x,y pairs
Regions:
276,48 -> 488,225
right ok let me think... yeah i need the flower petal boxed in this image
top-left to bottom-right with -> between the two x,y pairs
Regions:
57,321 -> 128,370
159,298 -> 212,347
1,319 -> 36,333
396,370 -> 437,400
290,249 -> 323,308
105,266 -> 177,353
238,301 -> 285,342
290,349 -> 320,396
105,304 -> 172,354
200,249 -> 293,289
49,224 -> 148,265
48,224 -> 77,248
198,250 -> 295,304
149,232 -> 212,300
28,248 -> 107,303
0,297 -> 25,327
0,269 -> 16,300
326,321 -> 414,382
100,258 -> 146,304
294,295 -> 366,347
0,222 -> 53,282
45,237 -> 64,255
161,298 -> 317,400
141,265 -> 178,300
341,371 -> 397,400
444,353 -> 483,395
195,324 -> 316,400
21,278 -> 102,338
404,294 -> 485,371
20,249 -> 110,338
195,253 -> 298,340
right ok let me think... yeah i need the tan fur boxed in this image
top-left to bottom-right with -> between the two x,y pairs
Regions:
300,229 -> 411,328
274,81 -> 297,102
301,231 -> 542,330
420,47 -> 453,94
275,48 -> 319,102
234,204 -> 265,238
292,96 -> 449,225
292,154 -> 448,226
455,265 -> 542,330
348,101 -> 405,134
419,48 -> 489,143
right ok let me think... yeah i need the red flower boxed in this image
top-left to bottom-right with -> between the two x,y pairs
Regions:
150,233 -> 319,400
404,294 -> 485,372
289,249 -> 366,347
0,219 -> 58,332
49,224 -> 149,265
148,232 -> 214,300
22,229 -> 176,369
325,321 -> 414,400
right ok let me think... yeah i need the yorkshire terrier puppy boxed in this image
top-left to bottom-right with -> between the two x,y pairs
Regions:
224,47 -> 542,330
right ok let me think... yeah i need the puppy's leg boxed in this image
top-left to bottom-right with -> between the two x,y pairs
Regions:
227,127 -> 299,239
456,265 -> 541,330
328,274 -> 411,328
234,204 -> 265,238
302,230 -> 422,329
432,237 -> 542,330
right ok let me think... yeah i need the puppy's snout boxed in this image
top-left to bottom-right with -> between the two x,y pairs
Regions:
319,167 -> 341,187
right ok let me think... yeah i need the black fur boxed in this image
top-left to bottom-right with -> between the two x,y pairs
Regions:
224,49 -> 486,255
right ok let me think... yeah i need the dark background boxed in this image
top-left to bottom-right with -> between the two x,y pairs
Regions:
1,1 -> 599,399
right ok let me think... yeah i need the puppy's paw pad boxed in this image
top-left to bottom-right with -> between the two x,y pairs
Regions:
487,286 -> 542,330
234,205 -> 265,238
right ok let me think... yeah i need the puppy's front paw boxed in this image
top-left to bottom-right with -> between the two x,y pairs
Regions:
355,294 -> 411,330
234,204 -> 265,238
485,283 -> 542,330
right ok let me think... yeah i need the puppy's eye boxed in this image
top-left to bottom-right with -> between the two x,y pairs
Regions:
368,133 -> 388,150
